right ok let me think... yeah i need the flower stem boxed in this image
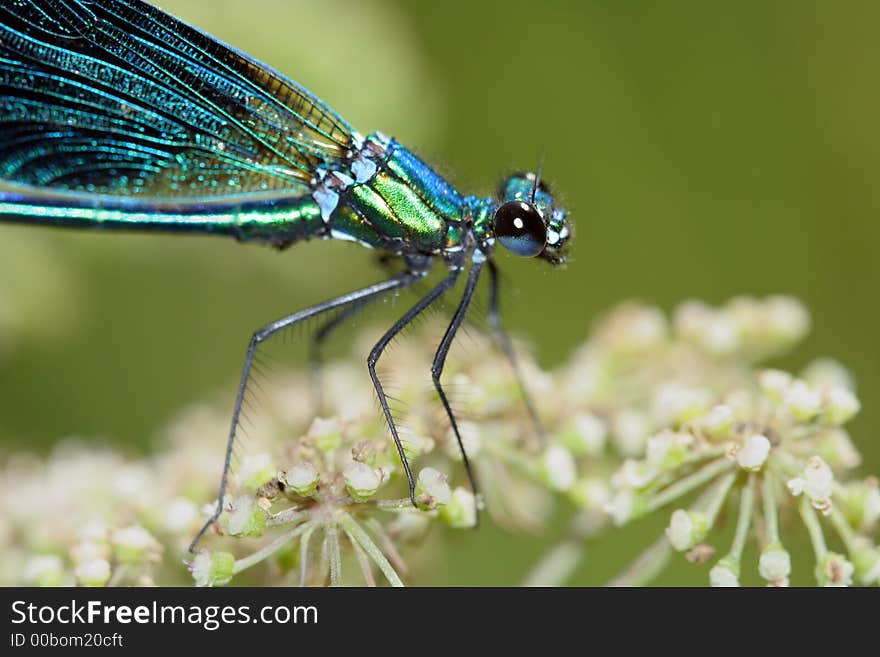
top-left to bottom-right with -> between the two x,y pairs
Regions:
325,524 -> 342,587
700,472 -> 737,524
799,495 -> 827,560
828,508 -> 857,553
762,471 -> 781,545
373,498 -> 420,510
299,523 -> 317,587
347,532 -> 377,587
727,474 -> 756,561
521,540 -> 583,587
646,457 -> 734,513
607,533 -> 672,587
609,475 -> 735,586
233,522 -> 310,575
338,512 -> 404,587
267,508 -> 307,526
365,517 -> 408,576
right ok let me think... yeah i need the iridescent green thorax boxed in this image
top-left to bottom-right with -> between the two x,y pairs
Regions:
320,135 -> 468,256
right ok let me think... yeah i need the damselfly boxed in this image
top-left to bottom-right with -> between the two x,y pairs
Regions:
0,0 -> 572,550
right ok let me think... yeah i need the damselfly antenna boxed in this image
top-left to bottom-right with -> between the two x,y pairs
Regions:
530,148 -> 547,204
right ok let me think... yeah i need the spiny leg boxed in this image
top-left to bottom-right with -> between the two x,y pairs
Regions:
431,259 -> 485,525
189,272 -> 422,552
487,259 -> 546,441
367,266 -> 463,503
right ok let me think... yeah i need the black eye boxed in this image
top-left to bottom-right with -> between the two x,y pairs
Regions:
493,201 -> 547,257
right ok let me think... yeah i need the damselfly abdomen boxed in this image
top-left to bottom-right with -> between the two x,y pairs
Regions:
0,0 -> 572,549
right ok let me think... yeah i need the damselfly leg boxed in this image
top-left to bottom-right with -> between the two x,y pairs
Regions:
430,260 -> 486,525
189,272 -> 423,552
487,259 -> 546,442
367,265 -> 464,505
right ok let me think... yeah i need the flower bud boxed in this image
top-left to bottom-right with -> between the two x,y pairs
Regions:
611,459 -> 658,490
759,543 -> 791,583
538,444 -> 577,492
343,461 -> 381,502
849,540 -> 880,586
238,453 -> 275,490
309,417 -> 342,453
611,409 -> 651,457
568,477 -> 611,511
709,557 -> 740,587
559,412 -> 607,456
604,490 -> 647,526
814,552 -> 854,587
440,487 -> 478,529
415,467 -> 452,510
646,430 -> 693,471
823,386 -> 860,425
764,295 -> 810,344
840,478 -> 880,531
702,405 -> 734,436
113,525 -> 159,565
736,434 -> 771,471
787,456 -> 834,515
189,549 -> 235,587
281,461 -> 320,497
224,495 -> 267,537
784,380 -> 821,421
758,369 -> 792,403
666,509 -> 709,552
802,358 -> 854,391
652,384 -> 711,426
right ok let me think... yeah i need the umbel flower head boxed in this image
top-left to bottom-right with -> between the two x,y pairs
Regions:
187,415 -> 466,587
526,296 -> 877,587
1,294 -> 877,587
595,344 -> 878,586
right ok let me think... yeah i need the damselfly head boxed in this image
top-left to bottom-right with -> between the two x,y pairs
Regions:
493,172 -> 571,265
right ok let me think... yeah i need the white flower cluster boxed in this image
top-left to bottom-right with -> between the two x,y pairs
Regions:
2,295 -> 877,588
602,360 -> 876,586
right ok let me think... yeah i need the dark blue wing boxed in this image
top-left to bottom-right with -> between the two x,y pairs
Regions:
0,0 -> 356,200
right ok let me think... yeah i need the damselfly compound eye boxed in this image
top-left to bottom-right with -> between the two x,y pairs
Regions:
493,201 -> 547,257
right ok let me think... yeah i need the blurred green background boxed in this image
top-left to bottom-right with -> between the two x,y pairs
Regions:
1,0 -> 878,585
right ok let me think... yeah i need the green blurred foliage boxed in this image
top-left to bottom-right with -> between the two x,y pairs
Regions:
1,0 -> 878,585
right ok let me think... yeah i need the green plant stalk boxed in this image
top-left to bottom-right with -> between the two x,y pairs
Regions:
646,457 -> 734,514
799,496 -> 828,560
233,522 -> 310,575
338,512 -> 404,587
